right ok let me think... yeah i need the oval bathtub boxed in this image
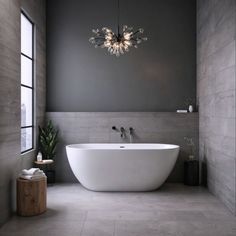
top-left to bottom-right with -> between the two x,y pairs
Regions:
66,143 -> 179,191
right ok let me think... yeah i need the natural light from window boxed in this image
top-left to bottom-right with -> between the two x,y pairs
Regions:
21,13 -> 34,153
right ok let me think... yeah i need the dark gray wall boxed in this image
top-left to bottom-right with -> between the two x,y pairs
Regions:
197,0 -> 236,214
46,0 -> 196,112
0,0 -> 46,226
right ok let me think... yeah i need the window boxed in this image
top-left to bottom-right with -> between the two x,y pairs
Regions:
21,12 -> 34,153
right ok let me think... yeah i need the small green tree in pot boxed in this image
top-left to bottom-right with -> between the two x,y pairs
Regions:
39,120 -> 59,183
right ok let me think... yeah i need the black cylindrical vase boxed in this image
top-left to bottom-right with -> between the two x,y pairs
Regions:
46,170 -> 55,184
184,160 -> 199,186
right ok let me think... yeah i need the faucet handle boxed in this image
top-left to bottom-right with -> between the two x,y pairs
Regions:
112,126 -> 117,131
129,127 -> 134,134
120,127 -> 126,138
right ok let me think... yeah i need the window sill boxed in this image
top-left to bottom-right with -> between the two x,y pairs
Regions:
21,149 -> 36,159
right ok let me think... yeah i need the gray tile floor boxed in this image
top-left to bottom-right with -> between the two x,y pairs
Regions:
0,183 -> 236,236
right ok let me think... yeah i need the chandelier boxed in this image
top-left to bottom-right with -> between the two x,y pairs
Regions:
89,0 -> 147,57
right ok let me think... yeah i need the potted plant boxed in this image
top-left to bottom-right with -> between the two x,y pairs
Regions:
184,136 -> 195,160
38,120 -> 59,183
183,136 -> 199,186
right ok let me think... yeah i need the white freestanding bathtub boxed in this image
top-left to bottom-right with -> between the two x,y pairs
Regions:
66,143 -> 179,191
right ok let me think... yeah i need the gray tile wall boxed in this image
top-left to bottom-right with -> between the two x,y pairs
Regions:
197,0 -> 236,214
46,112 -> 198,183
0,0 -> 46,226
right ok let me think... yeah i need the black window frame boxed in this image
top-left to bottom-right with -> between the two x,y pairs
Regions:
21,11 -> 35,154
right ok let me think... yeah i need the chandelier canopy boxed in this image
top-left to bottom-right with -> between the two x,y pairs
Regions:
89,0 -> 147,57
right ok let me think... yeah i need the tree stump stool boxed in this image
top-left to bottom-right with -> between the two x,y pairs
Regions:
17,177 -> 47,216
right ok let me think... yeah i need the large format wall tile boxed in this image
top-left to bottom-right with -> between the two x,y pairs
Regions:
197,0 -> 236,215
0,0 -> 46,226
47,112 -> 198,183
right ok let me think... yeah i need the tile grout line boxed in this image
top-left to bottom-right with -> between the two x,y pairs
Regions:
80,211 -> 88,236
113,220 -> 116,236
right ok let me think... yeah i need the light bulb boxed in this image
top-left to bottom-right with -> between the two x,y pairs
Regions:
89,37 -> 95,43
114,42 -> 119,49
104,41 -> 111,47
139,28 -> 144,33
124,40 -> 132,46
105,35 -> 112,40
92,29 -> 99,34
124,32 -> 131,40
124,46 -> 129,52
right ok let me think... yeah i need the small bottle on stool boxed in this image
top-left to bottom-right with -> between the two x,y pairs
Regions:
37,152 -> 42,162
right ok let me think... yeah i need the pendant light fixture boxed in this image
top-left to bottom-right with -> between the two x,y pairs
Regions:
89,0 -> 147,57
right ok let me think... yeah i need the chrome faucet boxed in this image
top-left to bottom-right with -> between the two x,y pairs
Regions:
120,127 -> 126,138
129,127 -> 134,143
111,126 -> 129,140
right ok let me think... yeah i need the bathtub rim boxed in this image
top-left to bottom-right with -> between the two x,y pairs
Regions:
66,143 -> 180,151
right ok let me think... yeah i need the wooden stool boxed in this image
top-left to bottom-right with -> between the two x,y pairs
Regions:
17,177 -> 47,216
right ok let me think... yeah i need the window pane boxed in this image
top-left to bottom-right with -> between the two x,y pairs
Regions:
21,55 -> 32,87
21,14 -> 33,57
21,87 -> 32,126
21,127 -> 33,152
